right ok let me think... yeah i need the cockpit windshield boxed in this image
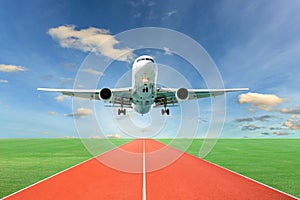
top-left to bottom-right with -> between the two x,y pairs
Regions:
136,57 -> 155,63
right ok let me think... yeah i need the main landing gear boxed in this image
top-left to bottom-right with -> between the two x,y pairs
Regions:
118,108 -> 126,115
118,98 -> 126,115
161,97 -> 170,115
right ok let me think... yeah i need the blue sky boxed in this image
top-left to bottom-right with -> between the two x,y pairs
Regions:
0,0 -> 300,138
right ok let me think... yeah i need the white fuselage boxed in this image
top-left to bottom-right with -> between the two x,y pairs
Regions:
131,55 -> 158,114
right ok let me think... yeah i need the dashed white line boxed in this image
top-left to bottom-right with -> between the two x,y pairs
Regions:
142,140 -> 146,200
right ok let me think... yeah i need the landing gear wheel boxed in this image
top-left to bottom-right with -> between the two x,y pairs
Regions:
118,108 -> 126,115
166,108 -> 170,115
143,87 -> 149,93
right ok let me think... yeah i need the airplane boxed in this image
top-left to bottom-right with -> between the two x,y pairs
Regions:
38,55 -> 248,116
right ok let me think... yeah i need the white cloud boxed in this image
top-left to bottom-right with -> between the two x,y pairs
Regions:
48,25 -> 134,62
235,117 -> 253,123
64,136 -> 78,138
75,83 -> 85,88
248,107 -> 256,112
55,95 -> 67,102
291,115 -> 300,119
133,13 -> 141,18
238,92 -> 286,111
128,0 -> 155,7
166,9 -> 177,17
65,108 -> 93,118
163,47 -> 172,55
254,115 -> 274,122
273,131 -> 289,136
279,106 -> 300,114
59,77 -> 74,87
89,135 -> 102,139
241,124 -> 262,131
48,111 -> 57,115
0,64 -> 27,72
82,68 -> 103,76
0,79 -> 8,83
162,9 -> 178,20
283,116 -> 300,130
106,134 -> 122,138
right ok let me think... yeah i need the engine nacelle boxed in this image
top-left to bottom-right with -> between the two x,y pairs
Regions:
176,88 -> 189,101
99,88 -> 112,102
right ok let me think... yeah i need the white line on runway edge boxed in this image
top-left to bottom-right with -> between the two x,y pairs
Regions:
142,140 -> 146,200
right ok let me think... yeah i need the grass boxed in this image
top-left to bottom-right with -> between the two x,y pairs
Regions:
0,138 -> 299,198
158,139 -> 300,198
0,138 -> 130,198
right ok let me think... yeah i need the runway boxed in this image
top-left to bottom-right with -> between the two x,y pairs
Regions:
3,139 -> 297,200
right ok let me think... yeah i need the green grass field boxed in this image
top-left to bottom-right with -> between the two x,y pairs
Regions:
0,138 -> 131,198
0,139 -> 299,198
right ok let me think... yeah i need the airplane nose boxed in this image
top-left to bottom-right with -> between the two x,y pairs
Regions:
138,61 -> 156,70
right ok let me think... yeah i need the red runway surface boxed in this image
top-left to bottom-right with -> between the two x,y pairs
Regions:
4,139 -> 297,200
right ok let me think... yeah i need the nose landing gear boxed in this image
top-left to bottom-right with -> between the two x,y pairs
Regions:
161,97 -> 170,115
142,86 -> 149,93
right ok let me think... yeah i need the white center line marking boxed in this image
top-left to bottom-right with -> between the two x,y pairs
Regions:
142,139 -> 146,200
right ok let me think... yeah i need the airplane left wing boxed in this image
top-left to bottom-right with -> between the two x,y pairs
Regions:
187,88 -> 249,100
154,87 -> 249,107
37,88 -> 101,100
37,87 -> 133,107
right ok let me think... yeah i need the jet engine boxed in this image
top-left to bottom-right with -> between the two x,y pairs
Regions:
99,88 -> 112,102
175,88 -> 189,101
